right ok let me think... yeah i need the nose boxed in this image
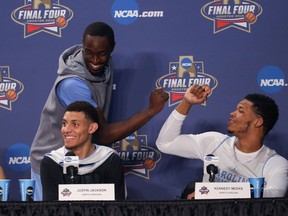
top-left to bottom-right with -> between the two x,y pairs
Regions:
230,110 -> 236,117
91,54 -> 101,65
62,124 -> 72,133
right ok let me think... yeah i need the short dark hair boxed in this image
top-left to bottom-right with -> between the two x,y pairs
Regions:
82,22 -> 115,49
180,181 -> 196,199
244,93 -> 279,135
65,101 -> 98,123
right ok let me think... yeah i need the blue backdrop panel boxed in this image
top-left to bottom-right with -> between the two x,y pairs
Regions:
0,0 -> 287,200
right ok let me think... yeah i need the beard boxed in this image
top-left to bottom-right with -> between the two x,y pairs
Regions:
227,129 -> 233,134
227,121 -> 252,135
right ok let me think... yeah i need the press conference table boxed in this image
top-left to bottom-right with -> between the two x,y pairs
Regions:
0,198 -> 287,216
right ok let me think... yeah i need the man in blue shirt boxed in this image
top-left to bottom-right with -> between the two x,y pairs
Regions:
31,22 -> 169,200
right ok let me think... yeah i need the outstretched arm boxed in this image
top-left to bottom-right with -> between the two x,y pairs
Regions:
156,84 -> 214,158
93,87 -> 169,145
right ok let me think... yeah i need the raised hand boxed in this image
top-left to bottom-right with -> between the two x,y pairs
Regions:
176,84 -> 211,115
149,87 -> 169,114
184,84 -> 211,105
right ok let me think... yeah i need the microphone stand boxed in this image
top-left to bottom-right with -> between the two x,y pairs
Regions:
67,166 -> 78,184
207,164 -> 218,182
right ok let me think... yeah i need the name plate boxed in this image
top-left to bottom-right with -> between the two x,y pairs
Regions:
58,184 -> 115,201
195,182 -> 250,199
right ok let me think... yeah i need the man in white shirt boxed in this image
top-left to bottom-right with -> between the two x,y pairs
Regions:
156,84 -> 288,197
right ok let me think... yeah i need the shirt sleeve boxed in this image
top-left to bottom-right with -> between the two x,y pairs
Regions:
156,109 -> 226,160
263,155 -> 288,197
56,77 -> 97,108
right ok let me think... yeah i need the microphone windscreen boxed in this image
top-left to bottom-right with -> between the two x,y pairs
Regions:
65,151 -> 76,156
63,151 -> 79,175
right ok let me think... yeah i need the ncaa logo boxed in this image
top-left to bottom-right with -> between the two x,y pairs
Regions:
26,186 -> 34,195
5,143 -> 30,172
111,0 -> 163,25
126,133 -> 136,143
257,65 -> 287,94
181,58 -> 193,70
112,0 -> 139,25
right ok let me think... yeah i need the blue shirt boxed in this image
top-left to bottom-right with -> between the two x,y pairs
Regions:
56,77 -> 97,108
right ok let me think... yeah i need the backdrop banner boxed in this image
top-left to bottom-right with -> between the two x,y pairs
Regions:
0,0 -> 287,200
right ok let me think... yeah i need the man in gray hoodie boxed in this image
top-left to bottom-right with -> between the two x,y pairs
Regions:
30,22 -> 169,200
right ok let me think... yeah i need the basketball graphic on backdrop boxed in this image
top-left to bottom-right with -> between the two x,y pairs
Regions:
55,16 -> 67,28
244,12 -> 256,23
6,90 -> 17,101
144,158 -> 155,170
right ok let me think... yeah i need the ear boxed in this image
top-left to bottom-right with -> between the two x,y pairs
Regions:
88,122 -> 98,134
254,117 -> 264,128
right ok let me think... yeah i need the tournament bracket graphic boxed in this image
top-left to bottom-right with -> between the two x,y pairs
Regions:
112,132 -> 161,179
201,0 -> 263,33
0,66 -> 24,111
156,56 -> 218,107
11,0 -> 73,38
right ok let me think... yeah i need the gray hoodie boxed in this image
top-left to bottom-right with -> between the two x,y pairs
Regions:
30,44 -> 113,174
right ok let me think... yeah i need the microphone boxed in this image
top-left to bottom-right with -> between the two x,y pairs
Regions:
204,154 -> 219,182
63,151 -> 79,184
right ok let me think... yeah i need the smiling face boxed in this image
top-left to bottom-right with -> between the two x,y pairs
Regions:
83,35 -> 113,75
227,99 -> 261,136
61,111 -> 98,152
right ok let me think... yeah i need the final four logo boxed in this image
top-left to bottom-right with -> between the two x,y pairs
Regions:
201,0 -> 262,33
112,132 -> 161,179
11,0 -> 73,38
156,56 -> 218,107
0,66 -> 24,111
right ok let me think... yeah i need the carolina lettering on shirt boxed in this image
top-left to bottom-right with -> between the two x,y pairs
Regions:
215,168 -> 248,182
